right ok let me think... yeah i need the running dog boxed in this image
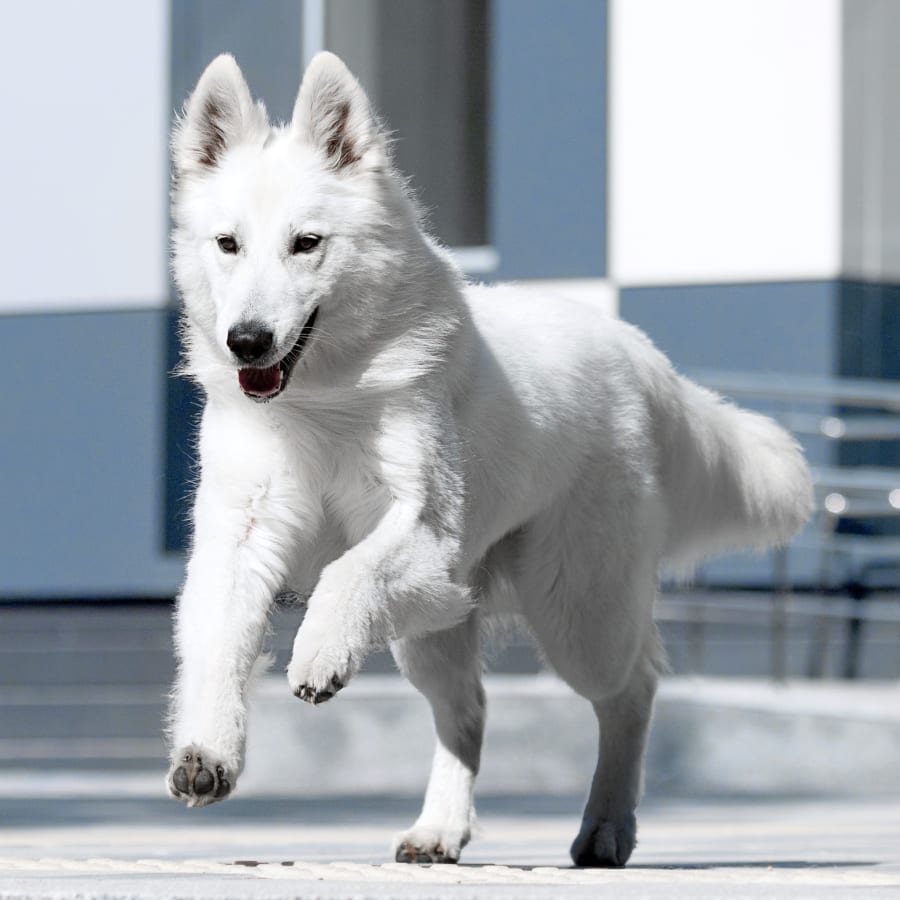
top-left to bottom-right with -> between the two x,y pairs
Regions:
166,52 -> 812,867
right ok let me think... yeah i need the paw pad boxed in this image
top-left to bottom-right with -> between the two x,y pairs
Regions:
168,745 -> 232,806
292,674 -> 344,705
395,840 -> 458,865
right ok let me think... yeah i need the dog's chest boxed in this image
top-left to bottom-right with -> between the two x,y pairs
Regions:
321,442 -> 392,547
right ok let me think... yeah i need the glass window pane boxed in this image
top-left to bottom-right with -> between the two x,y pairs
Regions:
327,0 -> 489,247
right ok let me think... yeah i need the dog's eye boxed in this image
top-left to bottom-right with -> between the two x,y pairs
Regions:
216,235 -> 239,254
292,234 -> 321,254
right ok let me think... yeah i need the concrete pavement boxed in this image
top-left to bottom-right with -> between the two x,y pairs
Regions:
2,653 -> 899,898
0,794 -> 898,898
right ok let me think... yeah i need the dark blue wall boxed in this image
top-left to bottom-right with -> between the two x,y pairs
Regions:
490,0 -> 607,279
620,281 -> 839,377
837,280 -> 900,471
0,311 -> 183,598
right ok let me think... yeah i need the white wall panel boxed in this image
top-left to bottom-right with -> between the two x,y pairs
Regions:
610,0 -> 841,286
0,2 -> 169,313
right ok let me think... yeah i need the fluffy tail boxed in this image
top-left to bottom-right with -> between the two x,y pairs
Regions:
659,377 -> 814,570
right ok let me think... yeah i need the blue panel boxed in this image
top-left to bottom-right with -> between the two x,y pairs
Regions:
620,281 -> 839,376
837,279 -> 900,485
838,281 -> 900,376
0,311 -> 183,599
490,0 -> 607,279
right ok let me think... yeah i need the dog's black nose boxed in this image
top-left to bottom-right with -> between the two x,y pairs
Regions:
227,322 -> 274,363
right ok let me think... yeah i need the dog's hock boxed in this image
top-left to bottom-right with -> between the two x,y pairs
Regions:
292,51 -> 384,172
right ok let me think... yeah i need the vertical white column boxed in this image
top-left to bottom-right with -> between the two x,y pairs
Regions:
609,0 -> 841,286
0,0 -> 169,313
302,0 -> 326,68
843,0 -> 900,282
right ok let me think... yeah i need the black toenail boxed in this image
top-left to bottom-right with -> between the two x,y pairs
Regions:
194,768 -> 214,794
173,767 -> 190,793
216,765 -> 224,776
182,753 -> 192,763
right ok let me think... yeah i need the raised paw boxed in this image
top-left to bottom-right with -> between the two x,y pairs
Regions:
292,673 -> 344,705
393,826 -> 468,864
570,813 -> 637,868
167,745 -> 233,808
286,617 -> 360,704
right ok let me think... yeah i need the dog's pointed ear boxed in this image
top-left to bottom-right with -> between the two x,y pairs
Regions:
174,54 -> 266,175
292,52 -> 384,172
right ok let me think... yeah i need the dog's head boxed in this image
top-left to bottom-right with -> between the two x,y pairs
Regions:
172,53 -> 404,400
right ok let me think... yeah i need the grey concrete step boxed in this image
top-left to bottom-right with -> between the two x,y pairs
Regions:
0,687 -> 166,740
236,674 -> 900,799
1,675 -> 898,800
1,601 -> 897,780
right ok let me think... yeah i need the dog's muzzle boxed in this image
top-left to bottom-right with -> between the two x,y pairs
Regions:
236,307 -> 318,400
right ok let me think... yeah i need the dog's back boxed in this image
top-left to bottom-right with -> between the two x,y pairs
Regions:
458,283 -> 812,576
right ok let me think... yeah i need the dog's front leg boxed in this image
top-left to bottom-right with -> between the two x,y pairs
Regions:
167,470 -> 299,807
391,615 -> 484,863
286,500 -> 467,702
287,419 -> 467,702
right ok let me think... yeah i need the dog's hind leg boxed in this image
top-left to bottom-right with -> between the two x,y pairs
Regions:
391,613 -> 485,864
516,494 -> 665,867
530,595 -> 663,866
569,636 -> 662,867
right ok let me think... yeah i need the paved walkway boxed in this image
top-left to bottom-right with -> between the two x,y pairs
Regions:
0,794 -> 898,898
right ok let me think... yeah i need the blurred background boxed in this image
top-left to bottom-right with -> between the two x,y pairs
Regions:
0,0 -> 898,819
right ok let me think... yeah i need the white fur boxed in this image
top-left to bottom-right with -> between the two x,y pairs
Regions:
167,53 -> 813,865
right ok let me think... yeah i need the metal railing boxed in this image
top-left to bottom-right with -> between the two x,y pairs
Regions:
686,369 -> 900,679
656,589 -> 900,680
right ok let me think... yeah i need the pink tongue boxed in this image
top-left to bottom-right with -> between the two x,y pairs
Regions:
238,365 -> 282,398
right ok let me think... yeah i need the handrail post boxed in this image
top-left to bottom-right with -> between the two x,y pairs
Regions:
772,545 -> 790,681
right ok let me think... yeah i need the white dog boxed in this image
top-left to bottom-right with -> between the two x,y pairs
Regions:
167,52 -> 813,867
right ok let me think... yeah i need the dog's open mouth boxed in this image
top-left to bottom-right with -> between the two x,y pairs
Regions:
238,307 -> 318,400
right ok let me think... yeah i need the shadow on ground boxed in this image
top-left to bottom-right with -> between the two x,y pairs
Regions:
0,793 -> 586,829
